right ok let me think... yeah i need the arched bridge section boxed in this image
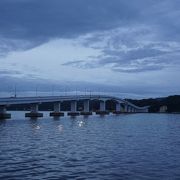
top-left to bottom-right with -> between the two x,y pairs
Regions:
0,95 -> 149,119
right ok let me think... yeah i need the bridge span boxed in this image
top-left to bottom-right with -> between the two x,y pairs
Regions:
0,95 -> 149,119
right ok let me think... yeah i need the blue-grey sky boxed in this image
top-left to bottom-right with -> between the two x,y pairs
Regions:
0,0 -> 180,98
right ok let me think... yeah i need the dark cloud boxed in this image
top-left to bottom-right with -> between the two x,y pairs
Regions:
0,0 -> 179,41
0,0 -> 147,55
0,38 -> 37,57
0,0 -> 140,40
1,0 -> 180,56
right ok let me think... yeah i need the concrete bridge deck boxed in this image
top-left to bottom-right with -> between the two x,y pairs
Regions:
0,95 -> 149,119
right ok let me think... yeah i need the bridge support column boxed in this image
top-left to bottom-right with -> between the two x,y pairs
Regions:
113,103 -> 122,114
81,100 -> 92,116
131,107 -> 134,113
131,107 -> 135,113
0,106 -> 11,119
96,101 -> 109,115
68,101 -> 80,116
100,101 -> 105,111
127,106 -> 132,113
50,102 -> 64,117
25,104 -> 43,118
124,104 -> 128,113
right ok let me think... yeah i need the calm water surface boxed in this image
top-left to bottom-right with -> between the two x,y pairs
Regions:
0,112 -> 180,180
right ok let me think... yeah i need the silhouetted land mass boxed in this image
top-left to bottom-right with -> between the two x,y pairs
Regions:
127,95 -> 180,113
7,95 -> 180,113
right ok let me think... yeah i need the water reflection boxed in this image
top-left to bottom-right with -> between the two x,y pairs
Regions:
83,115 -> 90,119
53,117 -> 60,121
29,117 -> 38,121
28,118 -> 41,131
0,113 -> 180,180
0,119 -> 6,126
77,120 -> 85,127
70,116 -> 77,120
69,118 -> 88,128
58,125 -> 64,132
33,125 -> 41,130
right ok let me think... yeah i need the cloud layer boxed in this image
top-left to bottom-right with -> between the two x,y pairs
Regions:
63,26 -> 180,73
0,0 -> 180,97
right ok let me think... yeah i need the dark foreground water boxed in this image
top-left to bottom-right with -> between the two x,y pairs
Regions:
0,112 -> 180,180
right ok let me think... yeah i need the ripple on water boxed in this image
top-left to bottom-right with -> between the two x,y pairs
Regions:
0,113 -> 180,179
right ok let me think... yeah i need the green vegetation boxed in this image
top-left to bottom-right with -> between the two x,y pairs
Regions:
128,95 -> 180,113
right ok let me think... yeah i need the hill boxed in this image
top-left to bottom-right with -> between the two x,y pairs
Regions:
127,95 -> 180,113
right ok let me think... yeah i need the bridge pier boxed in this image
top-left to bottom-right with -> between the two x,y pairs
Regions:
81,100 -> 92,116
130,107 -> 135,113
50,102 -> 64,117
113,103 -> 123,114
124,104 -> 128,113
96,101 -> 109,115
131,107 -> 134,113
68,101 -> 80,116
127,106 -> 132,113
0,106 -> 11,119
132,107 -> 136,113
131,108 -> 135,113
25,104 -> 43,118
127,106 -> 130,113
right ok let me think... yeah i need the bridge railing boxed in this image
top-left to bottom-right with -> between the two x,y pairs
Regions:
0,95 -> 148,110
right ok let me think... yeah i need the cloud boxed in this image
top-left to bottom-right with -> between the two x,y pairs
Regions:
1,74 -> 179,99
0,70 -> 22,76
0,0 -> 180,97
0,0 -> 180,63
0,37 -> 41,57
0,0 -> 179,41
0,0 -> 139,40
1,0 -> 175,54
63,26 -> 180,73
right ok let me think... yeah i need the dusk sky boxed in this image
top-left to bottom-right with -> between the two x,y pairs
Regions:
0,0 -> 180,98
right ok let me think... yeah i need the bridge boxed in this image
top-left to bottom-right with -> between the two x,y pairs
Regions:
0,95 -> 149,119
